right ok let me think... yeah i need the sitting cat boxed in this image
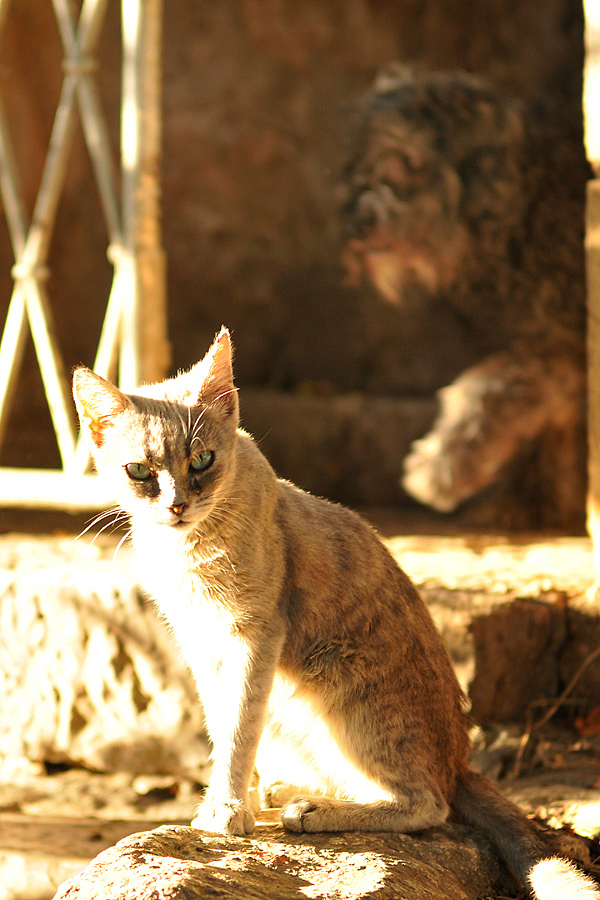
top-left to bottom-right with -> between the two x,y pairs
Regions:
342,67 -> 588,528
73,329 -> 598,900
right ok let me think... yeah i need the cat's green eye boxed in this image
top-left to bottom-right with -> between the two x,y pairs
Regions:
190,450 -> 214,472
125,462 -> 152,481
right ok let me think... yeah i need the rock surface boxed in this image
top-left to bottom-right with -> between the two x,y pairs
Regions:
50,820 -> 513,900
0,535 -> 208,778
2,763 -> 598,900
0,815 -> 157,900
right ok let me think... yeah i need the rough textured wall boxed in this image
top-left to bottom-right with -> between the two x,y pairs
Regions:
0,1 -> 586,520
161,0 -> 585,389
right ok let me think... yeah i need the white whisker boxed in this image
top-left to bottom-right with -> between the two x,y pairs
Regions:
190,411 -> 206,443
88,512 -> 130,547
189,389 -> 237,446
72,507 -> 127,542
201,497 -> 256,536
113,528 -> 133,562
209,388 -> 238,409
177,408 -> 189,437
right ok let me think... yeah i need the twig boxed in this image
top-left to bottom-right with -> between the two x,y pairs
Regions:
513,643 -> 600,777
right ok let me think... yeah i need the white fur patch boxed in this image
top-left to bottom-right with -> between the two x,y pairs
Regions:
528,857 -> 600,900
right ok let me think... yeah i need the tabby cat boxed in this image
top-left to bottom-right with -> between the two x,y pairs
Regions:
73,328 -> 598,900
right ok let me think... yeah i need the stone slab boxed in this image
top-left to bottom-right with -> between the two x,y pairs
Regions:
49,821 -> 512,900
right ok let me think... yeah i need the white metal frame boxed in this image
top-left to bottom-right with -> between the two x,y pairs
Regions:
0,0 -> 167,510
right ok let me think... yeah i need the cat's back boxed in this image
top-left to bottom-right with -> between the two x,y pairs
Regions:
274,477 -> 428,626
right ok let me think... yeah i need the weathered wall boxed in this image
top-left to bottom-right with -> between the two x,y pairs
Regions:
160,0 -> 585,385
0,0 -> 587,522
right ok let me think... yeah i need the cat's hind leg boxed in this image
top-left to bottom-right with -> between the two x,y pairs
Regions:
262,675 -> 451,833
281,785 -> 449,834
257,675 -> 390,812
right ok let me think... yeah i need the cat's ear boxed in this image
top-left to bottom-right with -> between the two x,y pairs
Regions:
183,327 -> 238,416
72,368 -> 130,448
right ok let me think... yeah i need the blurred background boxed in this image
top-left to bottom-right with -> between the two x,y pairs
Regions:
0,0 -> 590,529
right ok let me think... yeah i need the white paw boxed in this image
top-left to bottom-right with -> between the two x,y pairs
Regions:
191,798 -> 255,836
281,797 -> 337,833
261,780 -> 305,809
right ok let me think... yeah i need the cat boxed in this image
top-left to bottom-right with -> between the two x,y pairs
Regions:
72,328 -> 599,900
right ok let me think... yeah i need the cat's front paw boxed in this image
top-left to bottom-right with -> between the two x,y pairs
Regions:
281,797 -> 338,833
191,798 -> 255,836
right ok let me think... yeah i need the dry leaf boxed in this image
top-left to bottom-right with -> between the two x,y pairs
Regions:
575,705 -> 600,737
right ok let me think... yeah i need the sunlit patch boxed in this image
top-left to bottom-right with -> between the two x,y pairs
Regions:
257,674 -> 392,804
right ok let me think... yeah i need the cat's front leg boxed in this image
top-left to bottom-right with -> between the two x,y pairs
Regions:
190,626 -> 283,836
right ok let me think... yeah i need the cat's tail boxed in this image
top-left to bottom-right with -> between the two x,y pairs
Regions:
452,768 -> 599,900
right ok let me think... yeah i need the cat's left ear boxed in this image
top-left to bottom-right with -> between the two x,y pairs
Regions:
185,327 -> 238,417
72,368 -> 130,448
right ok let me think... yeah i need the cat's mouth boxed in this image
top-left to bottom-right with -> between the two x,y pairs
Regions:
168,512 -> 206,531
163,500 -> 213,531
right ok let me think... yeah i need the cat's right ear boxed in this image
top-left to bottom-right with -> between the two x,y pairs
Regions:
72,368 -> 129,448
178,327 -> 238,417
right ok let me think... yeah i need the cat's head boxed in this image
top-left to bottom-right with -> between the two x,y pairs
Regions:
72,328 -> 239,533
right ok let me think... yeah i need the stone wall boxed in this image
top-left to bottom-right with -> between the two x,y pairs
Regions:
0,1 -> 587,523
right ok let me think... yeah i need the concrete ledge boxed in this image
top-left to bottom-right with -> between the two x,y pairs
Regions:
240,388 -> 436,505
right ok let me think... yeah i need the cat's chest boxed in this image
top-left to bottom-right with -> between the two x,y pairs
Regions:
132,524 -> 243,648
133,523 -> 228,590
158,586 -> 239,659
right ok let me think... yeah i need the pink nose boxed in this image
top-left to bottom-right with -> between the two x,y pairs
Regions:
170,504 -> 186,515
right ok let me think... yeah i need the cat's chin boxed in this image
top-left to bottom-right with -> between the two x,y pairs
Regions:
163,514 -> 203,533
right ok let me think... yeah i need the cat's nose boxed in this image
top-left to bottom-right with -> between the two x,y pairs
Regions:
170,503 -> 187,516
